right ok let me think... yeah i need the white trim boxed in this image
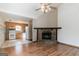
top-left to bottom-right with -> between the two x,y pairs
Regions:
58,41 -> 79,48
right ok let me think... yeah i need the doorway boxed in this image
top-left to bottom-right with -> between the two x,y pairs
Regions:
5,20 -> 32,41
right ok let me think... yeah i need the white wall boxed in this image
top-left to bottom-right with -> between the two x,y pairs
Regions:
58,3 -> 79,47
0,19 -> 5,47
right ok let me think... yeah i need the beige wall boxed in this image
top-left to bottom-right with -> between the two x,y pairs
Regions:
32,9 -> 57,41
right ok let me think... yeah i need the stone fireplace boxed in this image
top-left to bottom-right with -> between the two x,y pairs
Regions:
38,29 -> 56,41
34,27 -> 61,42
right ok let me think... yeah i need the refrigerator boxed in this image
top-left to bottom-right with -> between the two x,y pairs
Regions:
9,30 -> 16,40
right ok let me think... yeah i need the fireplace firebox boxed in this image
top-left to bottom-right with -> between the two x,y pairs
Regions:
42,31 -> 52,40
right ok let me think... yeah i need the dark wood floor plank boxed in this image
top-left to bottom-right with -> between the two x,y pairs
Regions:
1,41 -> 79,56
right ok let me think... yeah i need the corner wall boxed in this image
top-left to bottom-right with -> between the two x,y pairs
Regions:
58,3 -> 79,46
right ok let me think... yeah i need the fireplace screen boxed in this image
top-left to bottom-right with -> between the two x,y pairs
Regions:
42,31 -> 52,39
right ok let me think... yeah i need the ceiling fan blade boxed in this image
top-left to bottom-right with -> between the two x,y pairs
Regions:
50,6 -> 57,9
47,3 -> 52,5
35,8 -> 41,11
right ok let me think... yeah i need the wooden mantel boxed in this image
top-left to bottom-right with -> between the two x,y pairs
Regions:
34,27 -> 62,42
34,27 -> 61,29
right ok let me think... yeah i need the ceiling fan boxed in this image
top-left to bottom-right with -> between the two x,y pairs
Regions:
35,3 -> 56,13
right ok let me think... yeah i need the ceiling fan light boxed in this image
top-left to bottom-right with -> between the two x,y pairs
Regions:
36,3 -> 54,13
46,5 -> 49,8
41,8 -> 45,12
41,5 -> 45,9
48,7 -> 51,11
45,9 -> 48,13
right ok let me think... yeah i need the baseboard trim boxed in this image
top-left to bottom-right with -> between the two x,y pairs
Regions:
58,41 -> 79,48
32,40 -> 79,48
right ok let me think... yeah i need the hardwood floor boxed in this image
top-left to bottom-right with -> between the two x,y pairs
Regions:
1,40 -> 79,56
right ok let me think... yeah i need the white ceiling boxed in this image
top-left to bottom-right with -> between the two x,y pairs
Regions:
0,3 -> 61,19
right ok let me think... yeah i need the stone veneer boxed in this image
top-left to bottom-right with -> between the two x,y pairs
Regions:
38,29 -> 56,41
